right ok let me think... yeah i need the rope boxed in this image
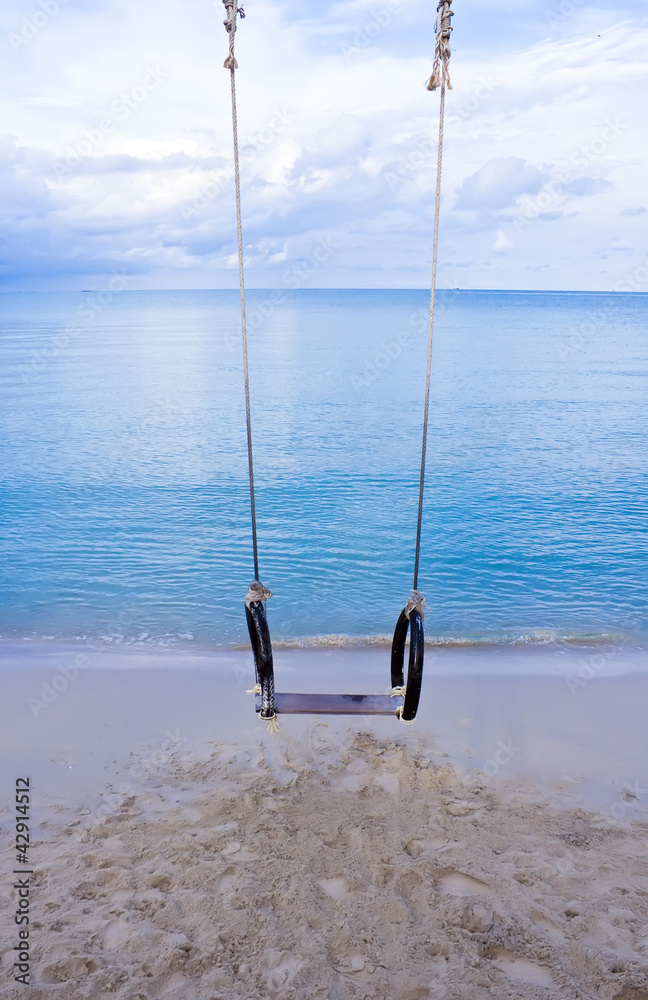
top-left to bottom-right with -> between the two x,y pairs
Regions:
396,706 -> 417,726
426,1 -> 453,92
223,1 -> 259,581
223,0 -> 243,70
245,582 -> 272,608
413,0 -> 453,593
404,590 -> 428,619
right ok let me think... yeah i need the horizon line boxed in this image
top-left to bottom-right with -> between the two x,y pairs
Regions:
1,287 -> 646,296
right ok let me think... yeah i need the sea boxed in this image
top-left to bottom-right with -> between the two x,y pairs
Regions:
1,288 -> 647,655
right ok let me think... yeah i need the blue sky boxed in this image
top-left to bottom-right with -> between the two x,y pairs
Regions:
1,0 -> 646,290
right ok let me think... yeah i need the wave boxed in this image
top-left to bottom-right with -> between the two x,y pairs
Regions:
1,626 -> 642,654
238,628 -> 638,651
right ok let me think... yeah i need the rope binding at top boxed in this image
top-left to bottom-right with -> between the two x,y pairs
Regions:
223,0 -> 245,70
404,590 -> 428,619
426,0 -> 453,91
245,581 -> 272,608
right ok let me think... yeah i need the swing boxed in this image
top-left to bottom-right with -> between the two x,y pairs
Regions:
222,0 -> 454,723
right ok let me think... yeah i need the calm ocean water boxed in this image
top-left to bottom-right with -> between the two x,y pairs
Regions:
0,289 -> 646,651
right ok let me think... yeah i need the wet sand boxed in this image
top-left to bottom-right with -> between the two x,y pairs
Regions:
1,642 -> 648,998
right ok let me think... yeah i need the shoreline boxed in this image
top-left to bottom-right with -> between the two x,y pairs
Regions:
2,635 -> 647,672
1,625 -> 645,654
1,641 -> 647,812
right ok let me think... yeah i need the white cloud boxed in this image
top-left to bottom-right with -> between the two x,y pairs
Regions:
563,177 -> 613,197
492,229 -> 514,253
455,157 -> 547,211
0,0 -> 647,289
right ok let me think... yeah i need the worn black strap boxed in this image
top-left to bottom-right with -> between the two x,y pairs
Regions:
245,600 -> 275,719
390,608 -> 424,722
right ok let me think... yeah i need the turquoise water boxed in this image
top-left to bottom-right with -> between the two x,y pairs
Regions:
0,289 -> 646,649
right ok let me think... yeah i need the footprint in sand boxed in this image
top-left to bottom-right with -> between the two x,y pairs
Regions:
215,867 -> 238,893
108,887 -> 135,904
440,871 -> 489,896
529,908 -> 565,943
263,953 -> 303,990
318,877 -> 353,901
102,919 -> 132,952
404,838 -> 426,858
148,873 -> 172,891
492,948 -> 554,987
333,954 -> 367,974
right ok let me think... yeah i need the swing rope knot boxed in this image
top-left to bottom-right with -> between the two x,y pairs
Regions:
245,580 -> 272,608
404,590 -> 428,619
396,706 -> 417,725
426,0 -> 453,92
222,0 -> 245,70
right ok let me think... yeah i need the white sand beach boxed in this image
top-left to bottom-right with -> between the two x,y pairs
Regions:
1,642 -> 648,999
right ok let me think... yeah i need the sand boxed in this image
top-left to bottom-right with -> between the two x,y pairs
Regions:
1,643 -> 648,998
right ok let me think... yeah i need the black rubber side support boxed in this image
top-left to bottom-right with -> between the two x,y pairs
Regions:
245,600 -> 275,719
390,607 -> 424,722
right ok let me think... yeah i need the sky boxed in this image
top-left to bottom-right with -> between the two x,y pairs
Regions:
1,0 -> 647,291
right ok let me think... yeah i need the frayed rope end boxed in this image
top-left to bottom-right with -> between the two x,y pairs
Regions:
426,74 -> 452,92
426,63 -> 452,92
